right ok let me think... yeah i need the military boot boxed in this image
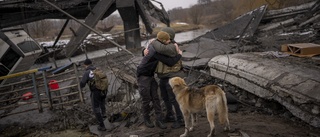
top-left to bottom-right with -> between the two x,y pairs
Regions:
144,118 -> 155,128
156,120 -> 167,129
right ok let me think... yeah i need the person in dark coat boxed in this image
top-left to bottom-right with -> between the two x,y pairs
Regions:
137,31 -> 182,129
80,58 -> 107,131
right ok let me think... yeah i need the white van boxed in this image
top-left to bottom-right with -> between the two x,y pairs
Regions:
0,28 -> 43,85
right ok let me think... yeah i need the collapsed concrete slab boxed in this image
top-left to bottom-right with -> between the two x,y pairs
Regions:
208,52 -> 320,127
180,37 -> 240,69
183,58 -> 211,68
200,5 -> 267,40
180,37 -> 237,58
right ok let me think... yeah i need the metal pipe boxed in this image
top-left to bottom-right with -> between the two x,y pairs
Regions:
32,73 -> 43,112
42,70 -> 52,109
0,66 -> 52,81
51,77 -> 76,84
52,99 -> 81,107
51,91 -> 79,99
43,0 -> 134,57
0,96 -> 22,103
0,78 -> 32,87
0,69 -> 38,81
52,19 -> 69,48
50,84 -> 77,92
47,69 -> 74,78
0,86 -> 33,96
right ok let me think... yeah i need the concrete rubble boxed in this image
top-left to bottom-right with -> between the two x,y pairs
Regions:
181,0 -> 320,128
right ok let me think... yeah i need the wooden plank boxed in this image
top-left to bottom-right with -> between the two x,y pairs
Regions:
50,84 -> 78,92
281,43 -> 320,57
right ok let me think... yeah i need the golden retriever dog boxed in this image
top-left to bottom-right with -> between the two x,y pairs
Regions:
169,77 -> 230,137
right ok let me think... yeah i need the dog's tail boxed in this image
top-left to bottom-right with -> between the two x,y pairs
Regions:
204,85 -> 228,124
216,87 -> 228,124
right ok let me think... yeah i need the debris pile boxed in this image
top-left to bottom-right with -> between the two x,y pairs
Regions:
181,0 -> 320,68
260,1 -> 320,35
179,0 -> 320,129
200,1 -> 320,42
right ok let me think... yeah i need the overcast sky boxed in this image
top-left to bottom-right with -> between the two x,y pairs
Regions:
152,0 -> 198,10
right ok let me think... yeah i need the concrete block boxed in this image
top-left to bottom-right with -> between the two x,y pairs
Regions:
208,52 -> 320,127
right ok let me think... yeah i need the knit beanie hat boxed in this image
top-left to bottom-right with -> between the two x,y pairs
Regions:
83,58 -> 92,65
157,31 -> 170,43
161,27 -> 175,40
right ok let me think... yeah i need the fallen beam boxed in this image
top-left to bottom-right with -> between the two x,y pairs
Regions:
201,5 -> 267,40
299,14 -> 320,27
259,18 -> 295,31
64,0 -> 115,57
263,1 -> 316,20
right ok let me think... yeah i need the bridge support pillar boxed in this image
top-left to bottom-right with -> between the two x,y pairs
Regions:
117,0 -> 141,49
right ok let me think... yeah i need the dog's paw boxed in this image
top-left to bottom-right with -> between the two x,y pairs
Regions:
180,133 -> 187,137
207,132 -> 216,137
223,126 -> 230,131
189,127 -> 194,132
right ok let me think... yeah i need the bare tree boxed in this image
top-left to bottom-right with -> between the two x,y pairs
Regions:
214,0 -> 234,22
168,7 -> 189,22
97,14 -> 121,32
25,19 -> 53,38
198,0 -> 211,4
189,4 -> 204,25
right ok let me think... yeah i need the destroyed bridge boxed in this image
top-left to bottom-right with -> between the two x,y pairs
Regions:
0,1 -> 320,136
0,0 -> 170,57
0,0 -> 169,127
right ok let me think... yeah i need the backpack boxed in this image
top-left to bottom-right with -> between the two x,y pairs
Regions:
89,68 -> 108,91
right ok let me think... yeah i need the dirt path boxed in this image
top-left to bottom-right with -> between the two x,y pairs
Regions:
22,105 -> 320,137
